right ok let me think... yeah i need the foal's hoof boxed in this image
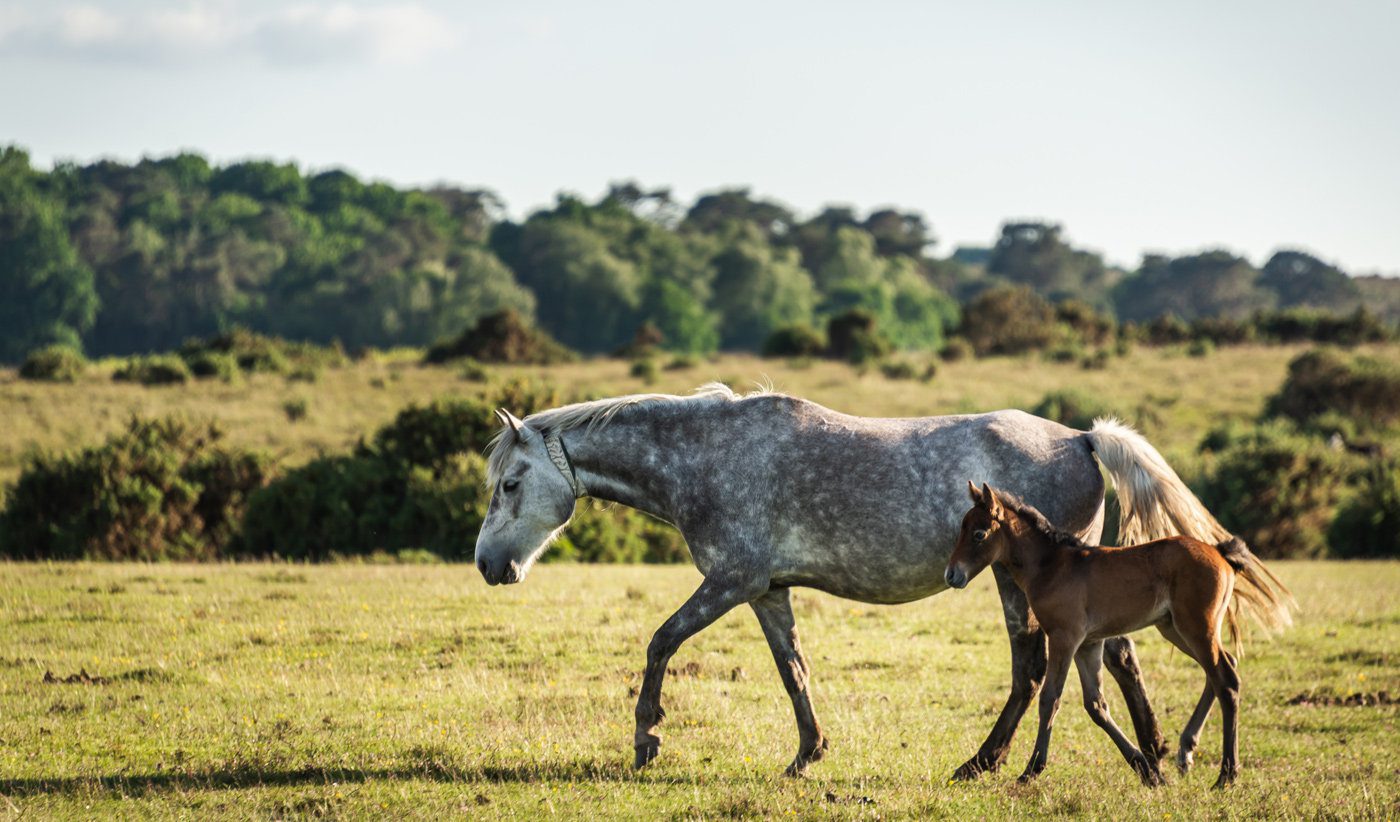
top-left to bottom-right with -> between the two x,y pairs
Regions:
783,736 -> 830,777
1212,770 -> 1237,790
633,736 -> 661,769
1015,772 -> 1039,785
1175,749 -> 1194,775
951,755 -> 997,782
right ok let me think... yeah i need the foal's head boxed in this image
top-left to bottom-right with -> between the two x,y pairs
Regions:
945,481 -> 1015,589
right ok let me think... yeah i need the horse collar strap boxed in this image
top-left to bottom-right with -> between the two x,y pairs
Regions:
544,432 -> 585,498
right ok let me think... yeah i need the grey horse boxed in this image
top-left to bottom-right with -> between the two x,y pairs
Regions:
475,384 -> 1227,779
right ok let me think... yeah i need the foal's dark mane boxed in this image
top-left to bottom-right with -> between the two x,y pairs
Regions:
996,490 -> 1098,552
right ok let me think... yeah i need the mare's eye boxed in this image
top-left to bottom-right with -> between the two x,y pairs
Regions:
503,479 -> 520,493
973,529 -> 989,542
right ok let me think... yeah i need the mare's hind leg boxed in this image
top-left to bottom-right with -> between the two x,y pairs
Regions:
1075,641 -> 1163,786
751,588 -> 829,776
633,573 -> 764,768
1158,621 -> 1214,775
1103,637 -> 1170,766
953,564 -> 1047,780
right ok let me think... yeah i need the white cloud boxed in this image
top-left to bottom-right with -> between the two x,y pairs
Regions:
0,2 -> 457,67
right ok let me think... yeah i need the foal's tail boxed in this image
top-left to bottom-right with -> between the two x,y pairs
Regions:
1215,536 -> 1297,650
1086,417 -> 1296,649
1086,417 -> 1233,546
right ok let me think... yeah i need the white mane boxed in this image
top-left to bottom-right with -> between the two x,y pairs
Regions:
484,382 -> 772,487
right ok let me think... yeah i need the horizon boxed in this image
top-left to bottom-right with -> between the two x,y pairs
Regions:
4,1 -> 1398,275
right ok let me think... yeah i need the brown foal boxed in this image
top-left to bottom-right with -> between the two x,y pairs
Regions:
945,482 -> 1294,789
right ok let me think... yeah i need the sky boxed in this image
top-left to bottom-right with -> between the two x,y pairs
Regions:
2,0 -> 1398,274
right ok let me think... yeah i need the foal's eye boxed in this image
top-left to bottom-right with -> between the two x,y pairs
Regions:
973,529 -> 989,542
502,479 -> 520,493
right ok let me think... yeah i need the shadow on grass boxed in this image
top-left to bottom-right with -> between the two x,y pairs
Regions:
0,757 -> 714,797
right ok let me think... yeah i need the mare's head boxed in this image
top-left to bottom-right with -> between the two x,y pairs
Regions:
945,481 -> 1014,589
473,410 -> 578,585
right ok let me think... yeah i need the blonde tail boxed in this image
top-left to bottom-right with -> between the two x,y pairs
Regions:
1086,417 -> 1233,546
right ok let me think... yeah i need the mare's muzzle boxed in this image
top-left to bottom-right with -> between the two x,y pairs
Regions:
477,556 -> 523,586
945,565 -> 968,589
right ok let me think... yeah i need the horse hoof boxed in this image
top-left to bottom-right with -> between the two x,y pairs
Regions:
1212,771 -> 1237,790
1130,754 -> 1164,787
951,756 -> 995,781
784,736 -> 830,777
1176,750 -> 1193,775
633,737 -> 661,769
1015,772 -> 1038,785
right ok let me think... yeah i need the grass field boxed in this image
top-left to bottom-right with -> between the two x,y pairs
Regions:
1,561 -> 1396,819
1,343 -> 1368,490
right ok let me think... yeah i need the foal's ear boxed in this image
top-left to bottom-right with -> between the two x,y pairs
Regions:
982,483 -> 1005,519
967,480 -> 983,504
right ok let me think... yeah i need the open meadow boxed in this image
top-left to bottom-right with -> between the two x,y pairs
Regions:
1,561 -> 1396,819
1,345 -> 1398,818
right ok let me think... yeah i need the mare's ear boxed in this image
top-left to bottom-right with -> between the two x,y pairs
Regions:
495,409 -> 526,441
967,480 -> 983,505
982,483 -> 1005,520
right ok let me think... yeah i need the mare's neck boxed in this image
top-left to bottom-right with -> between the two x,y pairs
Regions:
557,415 -> 688,527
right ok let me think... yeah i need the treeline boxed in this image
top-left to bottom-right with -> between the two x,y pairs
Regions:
5,145 -> 1399,363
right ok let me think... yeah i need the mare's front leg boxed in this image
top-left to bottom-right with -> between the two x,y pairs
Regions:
751,588 -> 829,776
954,564 -> 1047,780
633,573 -> 761,768
1018,633 -> 1079,783
1075,641 -> 1163,786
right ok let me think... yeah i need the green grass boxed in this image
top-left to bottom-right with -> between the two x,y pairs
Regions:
1,561 -> 1395,818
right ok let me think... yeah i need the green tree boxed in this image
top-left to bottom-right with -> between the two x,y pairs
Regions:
0,147 -> 98,361
1261,250 -> 1359,311
987,222 -> 1110,305
1114,251 -> 1275,322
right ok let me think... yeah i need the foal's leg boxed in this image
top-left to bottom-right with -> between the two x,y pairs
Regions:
1169,615 -> 1242,788
1102,637 -> 1170,765
1075,641 -> 1163,786
1018,633 -> 1080,783
751,587 -> 829,776
1157,622 -> 1214,775
633,574 -> 762,768
953,565 -> 1047,780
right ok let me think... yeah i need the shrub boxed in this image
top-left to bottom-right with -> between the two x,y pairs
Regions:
551,506 -> 689,564
282,398 -> 309,422
1196,422 -> 1357,559
1054,300 -> 1116,347
113,354 -> 192,385
1029,389 -> 1124,431
286,365 -> 320,383
0,417 -> 272,560
179,328 -> 346,375
614,321 -> 665,359
958,286 -> 1060,356
1190,316 -> 1254,346
1187,338 -> 1215,358
1143,314 -> 1191,346
826,309 -> 892,365
1045,344 -> 1083,364
19,345 -> 86,382
1080,349 -> 1111,370
878,360 -> 918,380
665,354 -> 699,371
368,396 -> 499,466
1256,307 -> 1393,346
938,338 -> 974,362
1266,348 -> 1400,431
1328,461 -> 1400,558
424,309 -> 575,365
630,358 -> 659,385
762,324 -> 826,358
237,451 -> 489,561
457,359 -> 490,382
185,351 -> 240,383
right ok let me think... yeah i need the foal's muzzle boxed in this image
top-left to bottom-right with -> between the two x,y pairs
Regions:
477,556 -> 523,586
945,565 -> 968,589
